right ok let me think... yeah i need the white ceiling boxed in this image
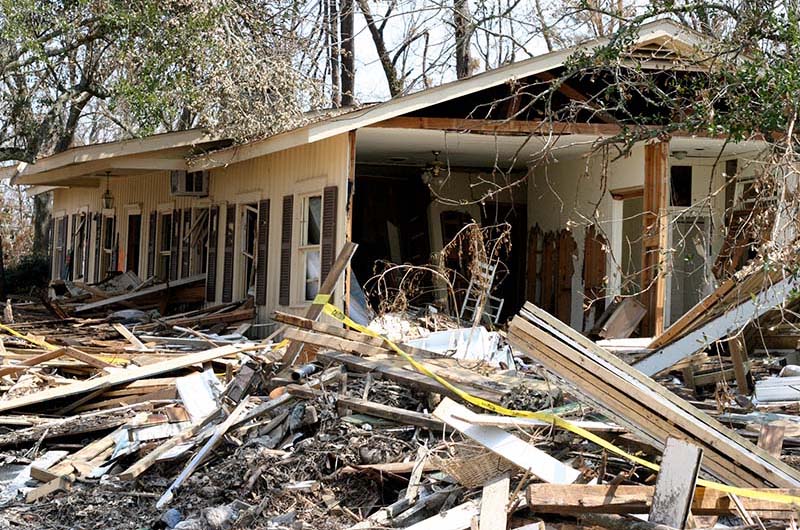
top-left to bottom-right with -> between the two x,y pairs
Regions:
355,127 -> 768,169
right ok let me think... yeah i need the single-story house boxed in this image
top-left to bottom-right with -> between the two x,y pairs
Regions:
8,19 -> 768,337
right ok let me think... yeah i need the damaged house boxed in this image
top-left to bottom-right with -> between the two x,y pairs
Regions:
10,19 -> 768,338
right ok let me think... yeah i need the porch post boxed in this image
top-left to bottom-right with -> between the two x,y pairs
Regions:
641,140 -> 669,337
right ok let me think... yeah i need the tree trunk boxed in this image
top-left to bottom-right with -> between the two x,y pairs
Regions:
32,193 -> 51,257
0,232 -> 7,300
454,0 -> 472,79
357,0 -> 403,97
340,0 -> 355,106
328,0 -> 341,106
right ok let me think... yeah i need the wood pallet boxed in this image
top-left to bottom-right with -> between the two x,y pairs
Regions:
508,302 -> 800,488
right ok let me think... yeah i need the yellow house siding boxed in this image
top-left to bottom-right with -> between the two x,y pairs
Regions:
49,133 -> 351,323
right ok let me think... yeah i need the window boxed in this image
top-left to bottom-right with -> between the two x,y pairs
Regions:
299,195 -> 322,301
100,215 -> 116,278
54,217 -> 66,279
240,203 -> 258,296
157,212 -> 173,280
670,166 -> 692,207
170,170 -> 209,196
189,208 -> 210,275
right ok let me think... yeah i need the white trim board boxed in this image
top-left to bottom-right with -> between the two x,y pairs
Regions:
432,397 -> 582,484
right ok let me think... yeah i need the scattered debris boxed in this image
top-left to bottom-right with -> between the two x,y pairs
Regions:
1,264 -> 800,529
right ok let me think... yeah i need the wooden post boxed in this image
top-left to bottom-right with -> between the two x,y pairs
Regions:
641,141 -> 669,337
344,130 -> 356,316
729,335 -> 751,394
649,437 -> 703,529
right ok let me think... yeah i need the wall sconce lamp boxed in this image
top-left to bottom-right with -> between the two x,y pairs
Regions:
102,171 -> 114,209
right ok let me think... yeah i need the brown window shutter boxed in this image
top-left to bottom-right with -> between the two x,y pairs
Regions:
255,199 -> 270,306
206,205 -> 220,301
169,209 -> 180,281
321,186 -> 338,281
83,214 -> 91,279
69,214 -> 77,280
110,217 -> 118,272
93,213 -> 102,282
59,217 -> 67,279
181,209 -> 191,277
48,218 -> 54,279
221,204 -> 236,303
279,195 -> 293,306
146,211 -> 157,279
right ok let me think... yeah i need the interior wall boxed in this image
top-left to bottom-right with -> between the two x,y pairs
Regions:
527,143 -> 762,331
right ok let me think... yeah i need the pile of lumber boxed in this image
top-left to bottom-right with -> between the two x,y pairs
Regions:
508,302 -> 800,488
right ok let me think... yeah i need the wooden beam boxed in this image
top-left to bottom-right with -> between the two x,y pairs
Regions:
368,116 -> 624,136
525,484 -> 800,519
535,71 -> 617,124
74,274 -> 205,313
649,437 -> 702,529
640,141 -> 669,337
337,396 -> 445,432
479,472 -> 511,530
509,302 -> 800,488
0,344 -> 253,414
635,275 -> 798,376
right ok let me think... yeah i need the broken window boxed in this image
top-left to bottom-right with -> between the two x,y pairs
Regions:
299,194 -> 322,301
240,203 -> 258,296
53,216 -> 67,280
670,165 -> 692,207
157,212 -> 173,280
72,213 -> 88,280
102,215 -> 117,278
187,208 -> 210,275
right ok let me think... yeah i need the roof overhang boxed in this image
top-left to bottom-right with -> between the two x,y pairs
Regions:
10,129 -> 225,186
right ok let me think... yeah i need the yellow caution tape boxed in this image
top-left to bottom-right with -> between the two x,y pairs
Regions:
0,322 -> 59,351
318,301 -> 800,506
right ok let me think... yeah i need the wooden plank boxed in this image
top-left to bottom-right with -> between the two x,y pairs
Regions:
729,336 -> 751,394
509,302 -> 800,488
337,396 -> 445,431
112,322 -> 150,351
0,344 -> 252,414
62,347 -> 115,370
758,422 -> 786,458
525,484 -> 800,519
25,475 -> 71,503
273,310 -> 385,347
74,274 -> 205,313
156,399 -> 250,508
508,321 -> 748,486
649,437 -> 702,529
648,276 -> 736,350
281,241 -> 358,366
635,275 -> 798,376
598,297 -> 647,339
479,472 -> 510,530
640,141 -> 669,337
404,499 -> 480,530
432,398 -> 581,484
0,348 -> 66,377
317,351 -> 503,403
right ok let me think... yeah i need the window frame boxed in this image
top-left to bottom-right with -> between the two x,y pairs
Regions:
238,203 -> 259,297
157,211 -> 173,280
298,193 -> 323,303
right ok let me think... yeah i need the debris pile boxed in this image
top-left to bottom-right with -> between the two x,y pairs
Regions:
2,263 -> 800,529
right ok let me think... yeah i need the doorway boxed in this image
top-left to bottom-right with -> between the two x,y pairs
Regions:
126,213 -> 142,274
667,214 -> 711,326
